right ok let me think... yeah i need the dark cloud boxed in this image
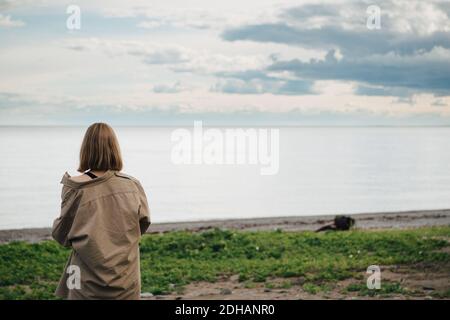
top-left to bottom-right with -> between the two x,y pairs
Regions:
222,0 -> 450,56
268,49 -> 450,94
220,1 -> 450,96
213,47 -> 450,96
222,24 -> 450,57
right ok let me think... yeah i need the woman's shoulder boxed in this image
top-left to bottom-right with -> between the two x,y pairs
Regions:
113,172 -> 146,190
114,171 -> 140,183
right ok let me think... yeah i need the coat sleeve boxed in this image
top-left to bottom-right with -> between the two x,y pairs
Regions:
136,181 -> 151,235
52,185 -> 80,247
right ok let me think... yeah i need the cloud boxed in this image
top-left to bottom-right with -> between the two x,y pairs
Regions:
103,5 -> 254,30
64,38 -> 269,74
135,10 -> 225,30
220,1 -> 450,96
211,75 -> 312,95
140,48 -> 190,64
213,47 -> 450,96
171,53 -> 268,74
222,1 -> 450,56
267,47 -> 450,94
2,90 -> 450,126
2,0 -> 450,125
152,82 -> 190,93
355,85 -> 413,97
223,24 -> 450,56
65,38 -> 192,64
0,13 -> 25,27
432,98 -> 447,107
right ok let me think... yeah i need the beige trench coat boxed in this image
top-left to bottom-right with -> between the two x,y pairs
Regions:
52,170 -> 151,300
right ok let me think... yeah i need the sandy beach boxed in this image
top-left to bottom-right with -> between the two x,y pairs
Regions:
1,209 -> 449,244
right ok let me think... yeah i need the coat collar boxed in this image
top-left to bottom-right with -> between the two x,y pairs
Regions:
61,170 -> 115,189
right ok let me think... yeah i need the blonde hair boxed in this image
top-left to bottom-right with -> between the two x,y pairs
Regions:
78,123 -> 123,172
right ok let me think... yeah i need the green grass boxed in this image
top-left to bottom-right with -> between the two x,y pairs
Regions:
0,226 -> 449,299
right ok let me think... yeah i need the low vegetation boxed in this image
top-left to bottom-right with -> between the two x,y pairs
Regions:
0,226 -> 449,299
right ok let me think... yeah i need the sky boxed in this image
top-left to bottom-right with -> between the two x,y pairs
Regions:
1,0 -> 450,125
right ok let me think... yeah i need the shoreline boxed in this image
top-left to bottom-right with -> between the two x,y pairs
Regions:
1,209 -> 449,244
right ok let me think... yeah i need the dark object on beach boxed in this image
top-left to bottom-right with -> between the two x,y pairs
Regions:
316,215 -> 355,232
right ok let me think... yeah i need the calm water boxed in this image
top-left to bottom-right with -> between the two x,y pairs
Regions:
1,126 -> 450,230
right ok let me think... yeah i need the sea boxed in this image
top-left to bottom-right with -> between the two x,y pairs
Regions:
1,126 -> 450,230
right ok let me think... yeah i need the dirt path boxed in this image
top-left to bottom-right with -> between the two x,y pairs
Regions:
143,263 -> 450,300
